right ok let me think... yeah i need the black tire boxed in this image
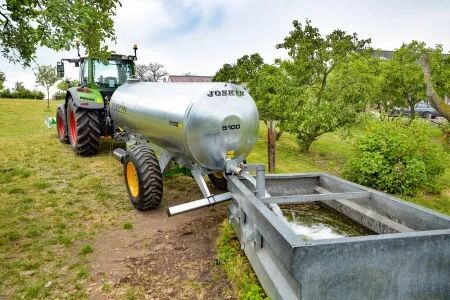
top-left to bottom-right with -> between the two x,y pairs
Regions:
208,172 -> 228,190
67,97 -> 101,156
124,145 -> 163,211
56,105 -> 69,144
391,110 -> 400,117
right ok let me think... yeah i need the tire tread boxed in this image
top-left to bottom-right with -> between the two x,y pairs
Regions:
125,145 -> 163,211
67,99 -> 101,156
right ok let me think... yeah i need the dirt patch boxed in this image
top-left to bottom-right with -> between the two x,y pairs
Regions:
87,182 -> 235,299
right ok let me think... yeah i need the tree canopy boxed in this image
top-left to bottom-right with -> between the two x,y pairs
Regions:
383,41 -> 426,119
56,78 -> 79,92
0,71 -> 5,90
136,63 -> 169,82
273,20 -> 371,151
213,53 -> 264,84
0,0 -> 121,66
420,53 -> 450,121
427,45 -> 450,98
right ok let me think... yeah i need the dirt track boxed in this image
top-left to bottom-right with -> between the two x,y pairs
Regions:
87,177 -> 234,299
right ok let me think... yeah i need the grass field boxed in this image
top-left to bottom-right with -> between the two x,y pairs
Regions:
0,99 -> 132,298
0,99 -> 449,299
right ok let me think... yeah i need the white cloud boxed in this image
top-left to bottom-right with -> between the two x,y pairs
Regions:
1,0 -> 449,93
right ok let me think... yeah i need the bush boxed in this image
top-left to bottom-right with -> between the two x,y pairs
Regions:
52,91 -> 66,100
344,120 -> 447,195
0,88 -> 44,99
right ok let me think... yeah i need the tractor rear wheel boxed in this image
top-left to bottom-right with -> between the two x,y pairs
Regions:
67,97 -> 101,156
208,172 -> 228,190
124,145 -> 163,211
56,105 -> 69,144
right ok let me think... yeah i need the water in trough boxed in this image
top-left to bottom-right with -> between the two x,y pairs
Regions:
272,203 -> 374,240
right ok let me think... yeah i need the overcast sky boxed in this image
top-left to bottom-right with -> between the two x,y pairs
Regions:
1,0 -> 449,94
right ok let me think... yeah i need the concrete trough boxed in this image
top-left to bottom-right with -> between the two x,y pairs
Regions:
227,173 -> 450,300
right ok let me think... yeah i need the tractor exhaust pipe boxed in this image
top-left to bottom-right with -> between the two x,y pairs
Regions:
113,148 -> 127,163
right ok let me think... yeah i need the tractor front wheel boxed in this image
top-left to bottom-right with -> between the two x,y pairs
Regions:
56,105 -> 69,144
124,145 -> 163,211
67,97 -> 101,156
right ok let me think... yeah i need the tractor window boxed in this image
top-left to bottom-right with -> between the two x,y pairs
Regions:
94,60 -> 133,88
81,63 -> 89,85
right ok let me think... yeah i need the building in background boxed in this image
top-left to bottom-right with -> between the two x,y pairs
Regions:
168,75 -> 213,83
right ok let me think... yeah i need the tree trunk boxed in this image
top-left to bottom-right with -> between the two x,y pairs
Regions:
408,99 -> 415,122
419,54 -> 450,121
297,135 -> 314,153
267,120 -> 276,173
47,90 -> 50,108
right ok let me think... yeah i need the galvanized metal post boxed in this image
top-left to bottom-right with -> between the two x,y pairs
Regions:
256,165 -> 266,199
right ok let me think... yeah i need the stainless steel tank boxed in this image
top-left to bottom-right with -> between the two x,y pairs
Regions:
110,82 -> 259,171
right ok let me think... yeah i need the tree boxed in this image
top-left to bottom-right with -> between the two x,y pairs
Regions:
35,65 -> 58,108
383,41 -> 426,121
53,78 -> 78,99
419,51 -> 450,121
136,63 -> 168,82
247,64 -> 289,172
213,53 -> 264,84
419,51 -> 450,146
1,81 -> 43,99
0,0 -> 121,66
13,81 -> 26,98
363,52 -> 399,119
56,78 -> 79,92
275,19 -> 371,152
214,53 -> 283,170
0,71 -> 5,90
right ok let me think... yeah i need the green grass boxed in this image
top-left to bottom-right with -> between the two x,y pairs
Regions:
0,99 -> 132,298
216,220 -> 268,300
1,100 -> 448,299
123,222 -> 133,230
79,245 -> 93,255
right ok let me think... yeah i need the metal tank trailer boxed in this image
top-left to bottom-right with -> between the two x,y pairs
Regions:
57,79 -> 449,299
110,82 -> 259,213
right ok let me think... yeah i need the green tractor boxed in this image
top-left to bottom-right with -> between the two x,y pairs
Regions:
55,43 -> 138,156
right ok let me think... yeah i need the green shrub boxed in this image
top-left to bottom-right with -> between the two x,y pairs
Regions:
344,120 -> 447,195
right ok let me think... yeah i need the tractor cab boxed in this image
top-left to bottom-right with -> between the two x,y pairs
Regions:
56,43 -> 138,98
77,55 -> 137,98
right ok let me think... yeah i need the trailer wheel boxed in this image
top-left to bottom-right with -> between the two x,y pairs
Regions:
208,172 -> 228,190
124,145 -> 163,211
67,97 -> 101,156
56,105 -> 69,144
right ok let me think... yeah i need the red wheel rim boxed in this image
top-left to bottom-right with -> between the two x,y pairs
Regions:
57,115 -> 65,138
69,109 -> 77,144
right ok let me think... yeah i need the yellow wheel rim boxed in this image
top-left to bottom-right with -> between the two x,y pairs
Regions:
213,172 -> 224,179
126,162 -> 139,197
